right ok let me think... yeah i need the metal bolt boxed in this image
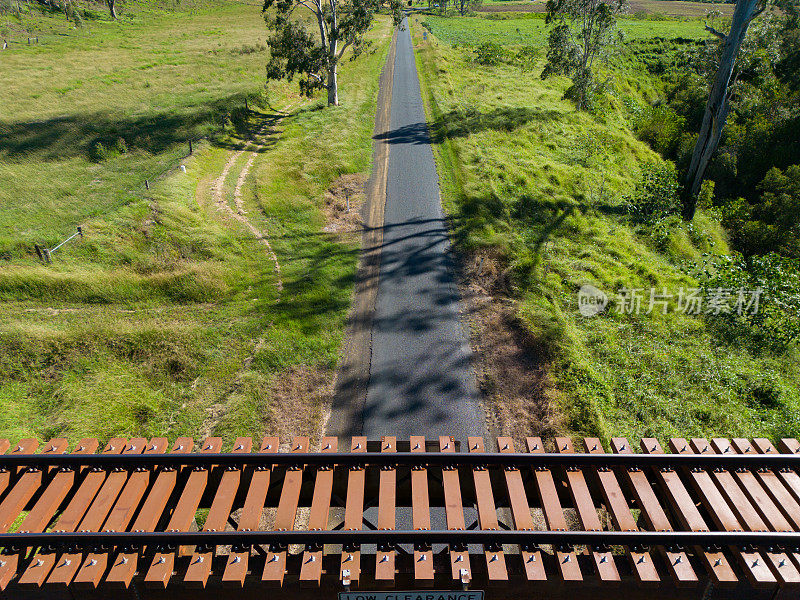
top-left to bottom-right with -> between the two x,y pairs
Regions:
418,554 -> 427,562
714,558 -> 722,567
591,444 -> 598,451
236,444 -> 244,451
232,556 -> 241,563
600,555 -> 607,564
674,556 -> 682,565
527,554 -> 536,563
562,555 -> 571,563
752,559 -> 759,568
306,555 -> 315,564
489,554 -> 498,563
561,443 -> 568,451
620,444 -> 626,451
379,555 -> 388,563
501,443 -> 509,451
354,442 -> 361,450
265,444 -> 272,450
193,556 -> 204,565
637,556 -> 646,564
532,443 -> 538,450
779,559 -> 787,568
323,442 -> 331,450
88,559 -> 97,566
269,555 -> 279,563
156,556 -> 166,564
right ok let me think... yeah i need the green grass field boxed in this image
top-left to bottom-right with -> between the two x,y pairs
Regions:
420,13 -> 709,48
0,1 -> 392,445
474,0 -> 733,17
410,15 -> 800,443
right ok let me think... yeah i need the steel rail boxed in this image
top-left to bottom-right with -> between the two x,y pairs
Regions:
0,452 -> 799,469
2,530 -> 800,549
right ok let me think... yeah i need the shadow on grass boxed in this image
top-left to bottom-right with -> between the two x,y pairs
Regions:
0,94 -> 288,161
373,106 -> 562,145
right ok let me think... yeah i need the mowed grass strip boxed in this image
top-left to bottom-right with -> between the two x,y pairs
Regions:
410,16 -> 800,443
0,4 -> 393,445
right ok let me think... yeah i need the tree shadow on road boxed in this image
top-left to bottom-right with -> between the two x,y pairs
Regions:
373,106 -> 563,145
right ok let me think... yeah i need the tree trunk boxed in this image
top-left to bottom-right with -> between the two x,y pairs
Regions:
108,0 -> 117,19
682,0 -> 762,220
327,63 -> 339,106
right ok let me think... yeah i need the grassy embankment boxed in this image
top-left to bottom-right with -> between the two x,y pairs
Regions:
412,14 -> 800,442
0,1 -> 392,444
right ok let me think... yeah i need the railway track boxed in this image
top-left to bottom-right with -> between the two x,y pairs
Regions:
1,435 -> 800,596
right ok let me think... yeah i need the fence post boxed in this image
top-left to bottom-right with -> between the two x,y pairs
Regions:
145,180 -> 150,190
189,139 -> 193,155
245,97 -> 248,112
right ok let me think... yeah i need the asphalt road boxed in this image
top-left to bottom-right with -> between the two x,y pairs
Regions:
361,19 -> 484,444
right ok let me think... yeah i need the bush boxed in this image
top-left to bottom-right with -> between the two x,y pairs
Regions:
634,105 -> 686,158
89,141 -> 107,163
723,164 -> 800,257
113,137 -> 128,154
514,46 -> 538,72
474,42 -> 504,66
698,252 -> 800,346
625,161 -> 681,223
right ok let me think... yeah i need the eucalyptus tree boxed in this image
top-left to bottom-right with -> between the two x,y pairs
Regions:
263,0 -> 401,106
682,0 -> 770,219
541,0 -> 626,110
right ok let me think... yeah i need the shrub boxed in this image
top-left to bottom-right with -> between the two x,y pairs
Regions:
514,46 -> 538,72
698,252 -> 800,346
723,165 -> 800,258
634,105 -> 686,157
113,137 -> 128,154
697,179 -> 715,210
89,141 -> 107,163
625,161 -> 681,223
474,42 -> 504,66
